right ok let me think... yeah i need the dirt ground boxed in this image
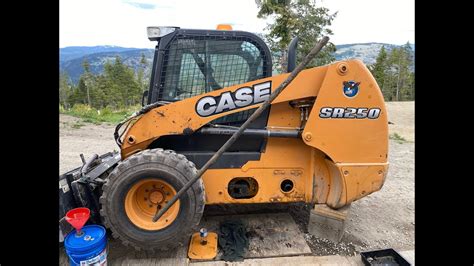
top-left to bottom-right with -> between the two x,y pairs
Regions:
386,101 -> 414,142
59,101 -> 414,260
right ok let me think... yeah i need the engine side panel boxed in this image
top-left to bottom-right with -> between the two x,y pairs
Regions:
203,101 -> 315,204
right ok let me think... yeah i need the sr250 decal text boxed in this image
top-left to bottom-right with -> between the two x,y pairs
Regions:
319,107 -> 381,119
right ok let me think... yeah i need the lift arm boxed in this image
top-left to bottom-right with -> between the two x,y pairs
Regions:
151,37 -> 330,222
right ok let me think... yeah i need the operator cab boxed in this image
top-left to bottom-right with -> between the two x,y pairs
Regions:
145,26 -> 272,104
144,26 -> 274,128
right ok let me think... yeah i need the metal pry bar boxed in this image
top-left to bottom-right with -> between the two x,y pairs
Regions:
152,36 -> 330,222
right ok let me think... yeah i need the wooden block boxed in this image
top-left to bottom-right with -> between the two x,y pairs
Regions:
308,204 -> 351,243
312,204 -> 351,221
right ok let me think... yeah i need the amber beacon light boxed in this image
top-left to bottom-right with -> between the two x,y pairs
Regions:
216,24 -> 232,30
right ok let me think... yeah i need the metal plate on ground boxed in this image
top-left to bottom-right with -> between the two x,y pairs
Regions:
188,232 -> 218,260
198,212 -> 312,260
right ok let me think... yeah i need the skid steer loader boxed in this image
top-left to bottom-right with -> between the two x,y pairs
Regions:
59,25 -> 389,250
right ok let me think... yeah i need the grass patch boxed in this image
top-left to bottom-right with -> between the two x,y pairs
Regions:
60,104 -> 140,124
71,121 -> 85,129
390,133 -> 407,143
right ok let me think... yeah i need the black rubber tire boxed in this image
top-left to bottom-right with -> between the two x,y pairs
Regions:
99,148 -> 205,251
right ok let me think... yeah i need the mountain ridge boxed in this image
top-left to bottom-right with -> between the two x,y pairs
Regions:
60,42 -> 414,84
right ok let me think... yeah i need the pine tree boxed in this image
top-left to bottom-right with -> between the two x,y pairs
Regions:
371,46 -> 387,86
400,42 -> 414,101
137,53 -> 149,96
370,43 -> 414,101
92,74 -> 108,108
63,53 -> 156,109
391,45 -> 412,101
99,56 -> 142,107
76,77 -> 88,105
103,61 -> 121,108
59,71 -> 72,109
256,0 -> 337,73
82,59 -> 92,106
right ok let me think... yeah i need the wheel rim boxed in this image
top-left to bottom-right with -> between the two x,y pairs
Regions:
125,179 -> 180,230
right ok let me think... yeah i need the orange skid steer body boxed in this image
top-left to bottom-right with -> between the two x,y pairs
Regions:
120,59 -> 388,208
59,26 -> 388,250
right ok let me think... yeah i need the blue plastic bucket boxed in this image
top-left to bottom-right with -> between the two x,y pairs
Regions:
64,225 -> 107,266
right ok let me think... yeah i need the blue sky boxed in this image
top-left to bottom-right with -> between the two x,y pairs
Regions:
60,0 -> 414,48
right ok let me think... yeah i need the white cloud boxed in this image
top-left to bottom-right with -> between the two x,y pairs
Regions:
319,0 -> 414,45
60,0 -> 414,48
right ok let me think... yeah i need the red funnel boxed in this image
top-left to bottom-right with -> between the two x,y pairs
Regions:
65,207 -> 90,234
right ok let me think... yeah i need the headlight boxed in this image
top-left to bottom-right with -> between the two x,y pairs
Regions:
147,26 -> 179,41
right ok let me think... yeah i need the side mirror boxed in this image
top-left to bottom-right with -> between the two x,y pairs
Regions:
141,90 -> 149,106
